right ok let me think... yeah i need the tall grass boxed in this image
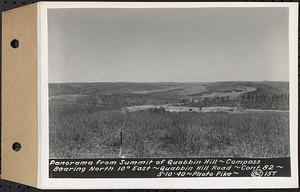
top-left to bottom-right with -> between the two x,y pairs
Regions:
50,103 -> 289,158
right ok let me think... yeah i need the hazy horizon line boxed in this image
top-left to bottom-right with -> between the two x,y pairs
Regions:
48,80 -> 289,84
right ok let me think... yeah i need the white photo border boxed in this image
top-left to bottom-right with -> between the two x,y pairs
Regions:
38,2 -> 298,189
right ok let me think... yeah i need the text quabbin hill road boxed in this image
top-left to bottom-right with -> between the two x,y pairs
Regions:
49,158 -> 290,178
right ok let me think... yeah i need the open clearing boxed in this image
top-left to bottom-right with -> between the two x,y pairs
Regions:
49,81 -> 289,159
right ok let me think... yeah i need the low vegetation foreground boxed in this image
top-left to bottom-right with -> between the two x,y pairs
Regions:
49,81 -> 289,158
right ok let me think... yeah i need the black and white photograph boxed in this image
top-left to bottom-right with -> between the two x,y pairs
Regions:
1,1 -> 297,189
36,2 -> 299,189
48,6 -> 291,159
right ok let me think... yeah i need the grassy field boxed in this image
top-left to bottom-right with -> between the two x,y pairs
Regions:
49,81 -> 289,158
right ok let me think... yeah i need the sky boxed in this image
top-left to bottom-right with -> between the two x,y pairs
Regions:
48,7 -> 289,83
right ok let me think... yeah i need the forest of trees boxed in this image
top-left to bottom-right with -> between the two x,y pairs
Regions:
180,91 -> 289,110
49,82 -> 290,159
74,89 -> 289,111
